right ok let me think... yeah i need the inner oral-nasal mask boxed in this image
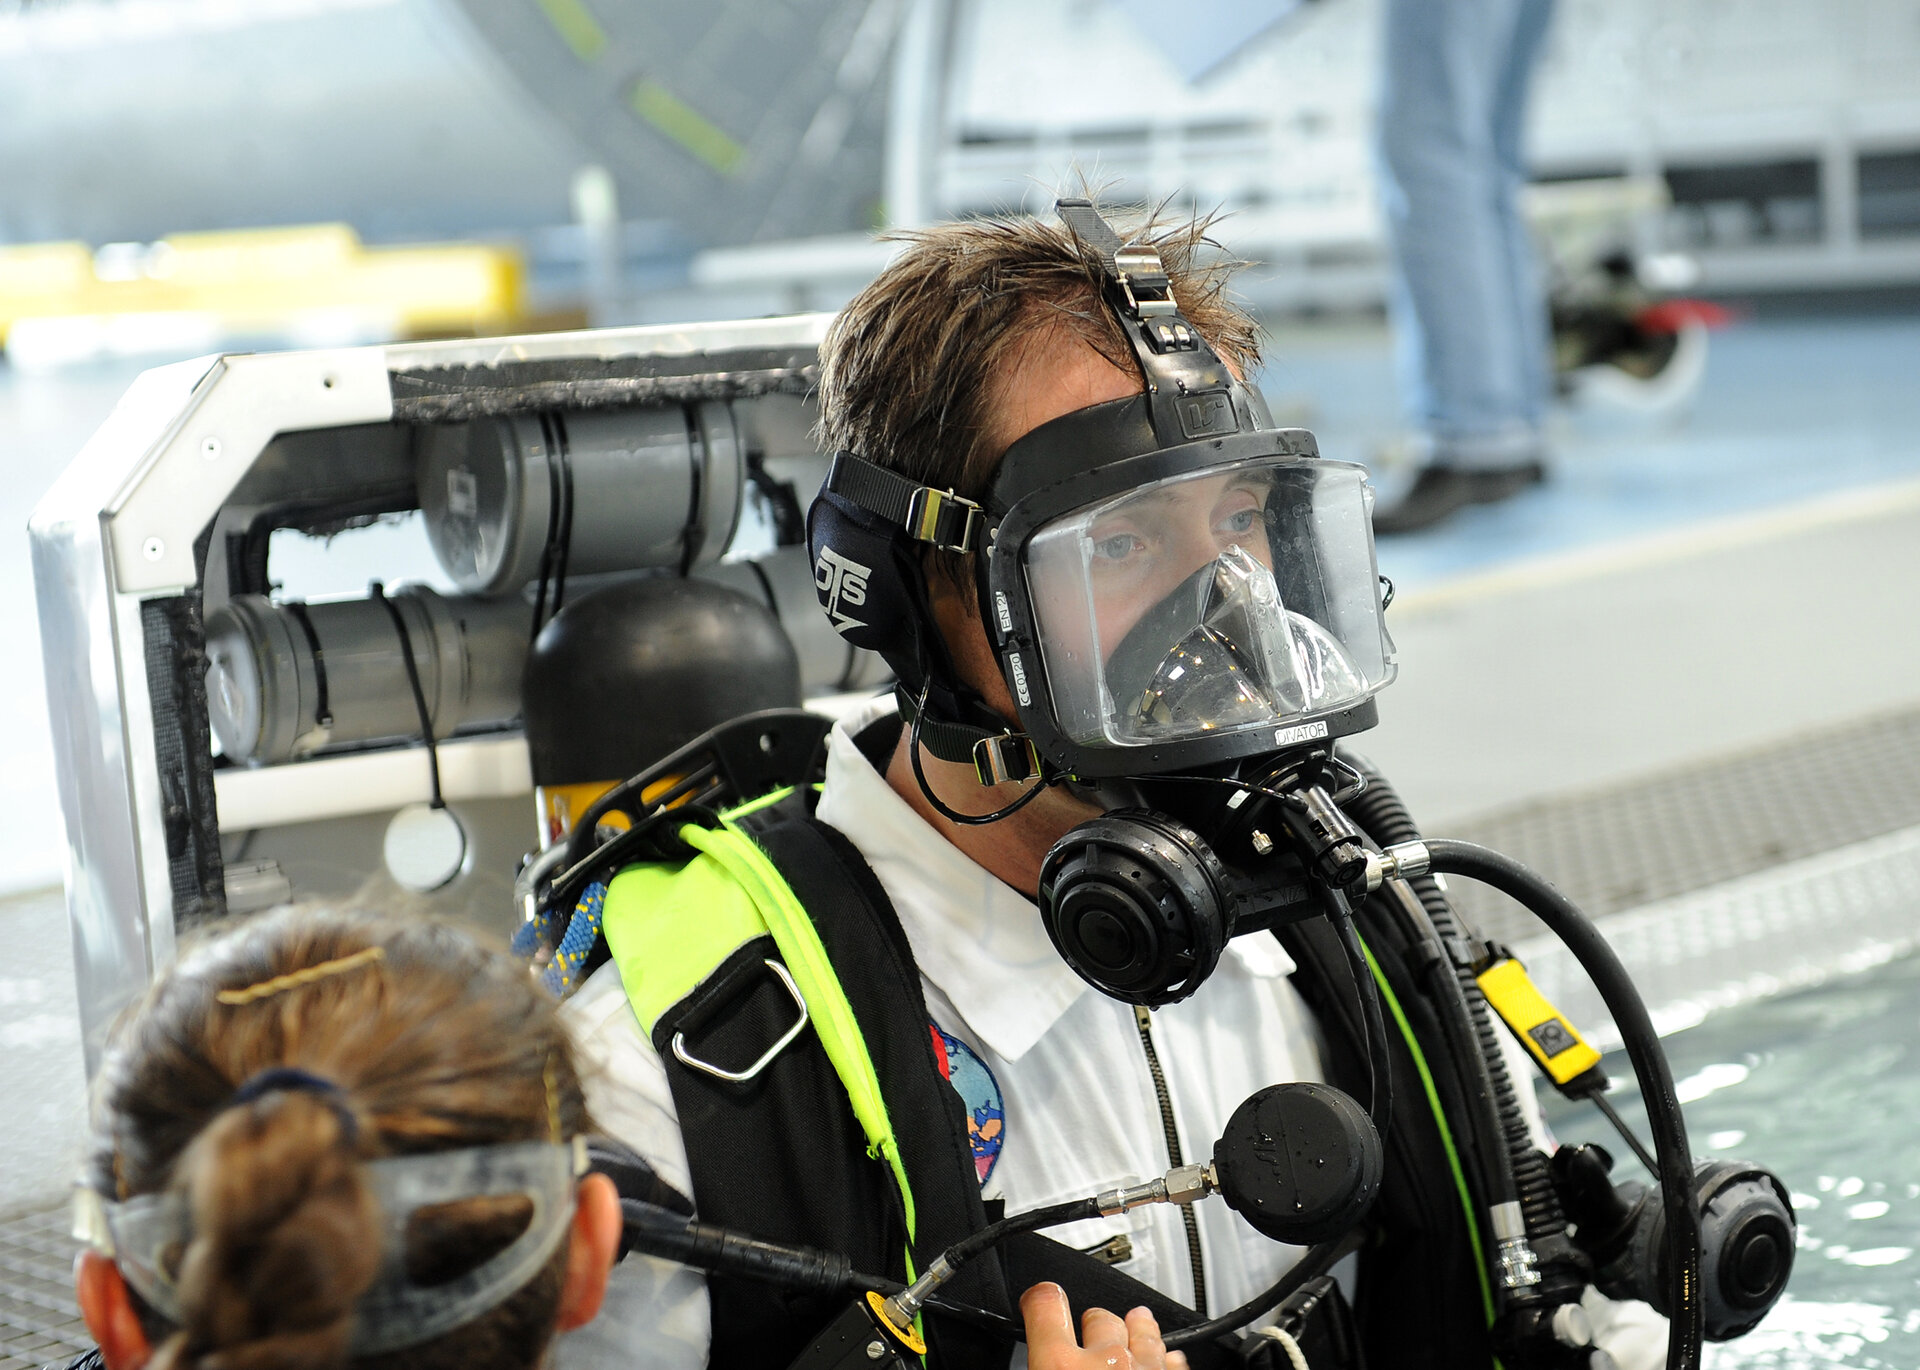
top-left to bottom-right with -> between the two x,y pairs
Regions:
1016,457 -> 1395,760
1105,545 -> 1369,739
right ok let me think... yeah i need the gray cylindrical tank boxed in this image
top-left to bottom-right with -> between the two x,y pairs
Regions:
416,403 -> 744,596
205,587 -> 529,765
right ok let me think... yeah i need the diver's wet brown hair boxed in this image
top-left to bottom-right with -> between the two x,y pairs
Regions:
817,204 -> 1262,588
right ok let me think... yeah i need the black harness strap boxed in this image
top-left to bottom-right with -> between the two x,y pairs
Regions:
745,805 -> 1014,1367
1276,913 -> 1494,1370
652,794 -> 1247,1368
654,923 -> 905,1370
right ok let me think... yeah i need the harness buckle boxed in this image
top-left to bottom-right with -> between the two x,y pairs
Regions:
671,959 -> 811,1084
906,485 -> 982,554
972,733 -> 1042,787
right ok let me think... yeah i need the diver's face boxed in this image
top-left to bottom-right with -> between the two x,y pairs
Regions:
1085,471 -> 1275,656
983,335 -> 1274,671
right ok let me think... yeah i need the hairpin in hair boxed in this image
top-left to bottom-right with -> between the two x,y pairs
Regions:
216,946 -> 385,1005
543,1053 -> 563,1143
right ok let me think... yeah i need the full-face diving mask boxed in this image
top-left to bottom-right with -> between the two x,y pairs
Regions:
814,198 -> 1395,785
1012,451 -> 1392,774
75,1139 -> 587,1355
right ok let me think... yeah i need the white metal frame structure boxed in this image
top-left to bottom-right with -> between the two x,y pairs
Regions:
31,316 -> 831,1070
895,0 -> 1920,304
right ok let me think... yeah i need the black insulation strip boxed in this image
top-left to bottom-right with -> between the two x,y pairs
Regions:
283,601 -> 333,728
388,351 -> 818,423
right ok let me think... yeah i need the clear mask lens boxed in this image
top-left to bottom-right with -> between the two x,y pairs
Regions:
1023,458 -> 1394,753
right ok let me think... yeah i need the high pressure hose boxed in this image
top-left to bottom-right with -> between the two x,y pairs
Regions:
1161,1230 -> 1361,1353
1319,883 -> 1395,1143
1420,840 -> 1705,1370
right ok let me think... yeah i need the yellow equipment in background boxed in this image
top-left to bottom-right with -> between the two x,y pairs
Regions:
0,223 -> 524,355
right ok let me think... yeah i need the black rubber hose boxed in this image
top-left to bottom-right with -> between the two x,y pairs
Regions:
620,1201 -> 1022,1339
1368,877 -> 1525,1203
935,1198 -> 1101,1271
1421,840 -> 1703,1370
1320,884 -> 1394,1142
1161,1229 -> 1360,1351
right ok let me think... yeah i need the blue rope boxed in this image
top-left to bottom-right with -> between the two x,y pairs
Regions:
537,882 -> 608,999
510,895 -> 563,960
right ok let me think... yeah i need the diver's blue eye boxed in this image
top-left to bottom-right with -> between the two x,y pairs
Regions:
1216,507 -> 1260,536
1090,531 -> 1145,562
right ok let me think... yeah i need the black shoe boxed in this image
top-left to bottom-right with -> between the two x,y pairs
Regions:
1371,462 -> 1545,535
1467,461 -> 1546,502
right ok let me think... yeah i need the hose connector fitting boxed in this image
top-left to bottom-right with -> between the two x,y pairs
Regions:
1365,840 -> 1431,891
1490,1200 -> 1543,1289
1096,1162 -> 1216,1217
878,1253 -> 956,1334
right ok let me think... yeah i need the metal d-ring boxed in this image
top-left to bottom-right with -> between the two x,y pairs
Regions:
671,959 -> 811,1083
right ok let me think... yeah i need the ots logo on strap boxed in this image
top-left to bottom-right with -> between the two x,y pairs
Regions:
815,545 -> 872,636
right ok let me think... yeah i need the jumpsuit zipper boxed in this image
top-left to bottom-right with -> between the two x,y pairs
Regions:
1134,1004 -> 1208,1315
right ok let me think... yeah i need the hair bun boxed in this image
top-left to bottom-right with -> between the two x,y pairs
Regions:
155,1091 -> 380,1370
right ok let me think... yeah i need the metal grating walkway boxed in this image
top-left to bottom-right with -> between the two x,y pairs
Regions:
1439,704 -> 1920,948
0,1208 -> 88,1370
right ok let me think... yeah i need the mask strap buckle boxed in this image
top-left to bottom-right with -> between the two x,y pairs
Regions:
826,452 -> 981,554
972,733 -> 1042,787
906,485 -> 983,554
1114,245 -> 1178,318
1055,198 -> 1243,444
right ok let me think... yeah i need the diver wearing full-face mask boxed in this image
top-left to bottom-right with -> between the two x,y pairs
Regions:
547,202 -> 1784,1370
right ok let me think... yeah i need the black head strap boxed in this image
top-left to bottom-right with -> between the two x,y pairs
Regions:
1055,197 -> 1251,447
808,465 -> 1027,781
895,685 -> 1043,785
822,452 -> 982,554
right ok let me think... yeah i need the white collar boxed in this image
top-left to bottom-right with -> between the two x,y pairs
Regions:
811,698 -> 1295,1057
813,697 -> 1089,1062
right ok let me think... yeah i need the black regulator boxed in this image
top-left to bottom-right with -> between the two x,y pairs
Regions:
1555,1145 -> 1798,1343
1026,741 -> 1797,1370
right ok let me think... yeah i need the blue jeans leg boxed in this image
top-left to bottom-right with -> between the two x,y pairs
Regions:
1378,0 -> 1558,470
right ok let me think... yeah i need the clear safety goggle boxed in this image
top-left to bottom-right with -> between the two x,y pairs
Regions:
75,1137 -> 586,1355
1021,457 -> 1395,753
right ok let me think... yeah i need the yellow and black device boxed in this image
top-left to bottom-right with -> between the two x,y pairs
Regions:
1475,954 -> 1604,1088
779,1295 -> 922,1369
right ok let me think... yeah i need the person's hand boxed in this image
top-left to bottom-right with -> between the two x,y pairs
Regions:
1020,1282 -> 1190,1369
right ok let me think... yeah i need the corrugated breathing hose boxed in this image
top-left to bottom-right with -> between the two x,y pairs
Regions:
1339,767 -> 1576,1289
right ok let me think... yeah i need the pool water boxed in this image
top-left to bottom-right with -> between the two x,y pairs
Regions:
1542,950 -> 1920,1368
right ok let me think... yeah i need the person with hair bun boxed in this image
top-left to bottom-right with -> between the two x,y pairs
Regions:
65,904 -> 623,1370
